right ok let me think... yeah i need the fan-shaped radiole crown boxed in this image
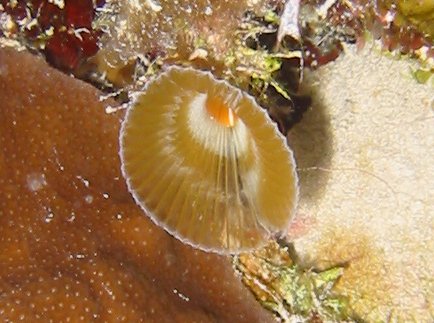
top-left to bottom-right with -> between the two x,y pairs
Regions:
119,66 -> 299,254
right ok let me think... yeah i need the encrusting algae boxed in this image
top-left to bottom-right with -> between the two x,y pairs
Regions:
120,66 -> 299,254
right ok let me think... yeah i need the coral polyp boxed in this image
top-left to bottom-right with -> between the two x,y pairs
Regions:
119,66 -> 299,254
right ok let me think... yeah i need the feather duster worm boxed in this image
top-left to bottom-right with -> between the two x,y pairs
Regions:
119,67 -> 298,254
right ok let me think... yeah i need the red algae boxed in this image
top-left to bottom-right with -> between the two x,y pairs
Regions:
300,0 -> 434,68
1,0 -> 102,70
0,47 -> 273,322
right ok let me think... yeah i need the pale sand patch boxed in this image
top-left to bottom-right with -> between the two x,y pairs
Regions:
289,44 -> 434,321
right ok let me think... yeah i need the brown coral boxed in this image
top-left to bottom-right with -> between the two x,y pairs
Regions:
0,47 -> 273,322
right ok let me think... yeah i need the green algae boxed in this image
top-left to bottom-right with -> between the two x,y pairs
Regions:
234,242 -> 355,322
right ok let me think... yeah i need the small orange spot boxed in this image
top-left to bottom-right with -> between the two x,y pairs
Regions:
205,96 -> 237,127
